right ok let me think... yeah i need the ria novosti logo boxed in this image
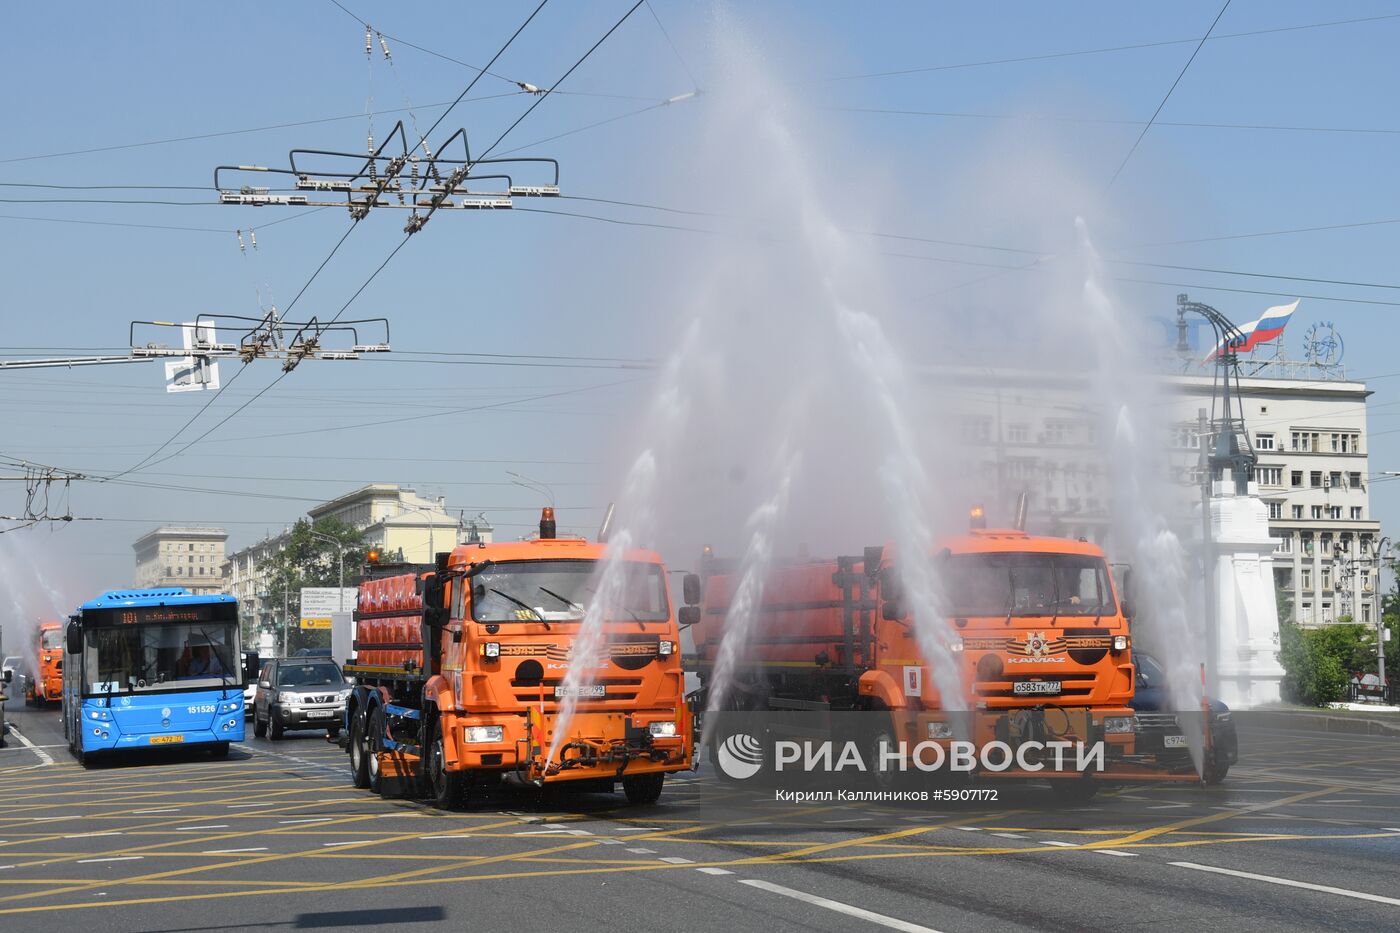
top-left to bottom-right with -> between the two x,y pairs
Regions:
715,732 -> 764,780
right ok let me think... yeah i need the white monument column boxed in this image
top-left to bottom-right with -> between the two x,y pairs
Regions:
1210,471 -> 1286,707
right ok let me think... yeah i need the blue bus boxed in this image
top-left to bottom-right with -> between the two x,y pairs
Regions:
62,588 -> 246,766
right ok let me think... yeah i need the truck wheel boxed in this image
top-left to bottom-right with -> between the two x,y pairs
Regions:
253,712 -> 267,738
367,707 -> 387,796
622,772 -> 665,805
862,713 -> 902,792
1202,748 -> 1230,785
348,714 -> 371,788
426,724 -> 465,810
1049,776 -> 1099,802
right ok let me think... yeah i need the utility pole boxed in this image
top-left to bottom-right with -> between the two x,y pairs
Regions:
1198,407 -> 1217,695
308,530 -> 347,605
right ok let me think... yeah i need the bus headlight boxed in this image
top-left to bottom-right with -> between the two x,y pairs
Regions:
1103,716 -> 1137,734
648,721 -> 677,737
464,725 -> 504,743
658,640 -> 674,657
220,700 -> 242,713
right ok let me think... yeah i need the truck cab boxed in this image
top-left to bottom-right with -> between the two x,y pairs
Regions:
29,621 -> 64,706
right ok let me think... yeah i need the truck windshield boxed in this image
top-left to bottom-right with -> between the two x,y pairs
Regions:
471,559 -> 669,623
943,553 -> 1116,617
83,622 -> 238,694
41,629 -> 63,650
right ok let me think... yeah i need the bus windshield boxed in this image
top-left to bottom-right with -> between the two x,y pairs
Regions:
469,559 -> 670,623
83,622 -> 238,694
942,553 -> 1116,618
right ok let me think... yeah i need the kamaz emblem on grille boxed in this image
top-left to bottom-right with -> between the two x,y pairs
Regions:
1009,632 -> 1068,657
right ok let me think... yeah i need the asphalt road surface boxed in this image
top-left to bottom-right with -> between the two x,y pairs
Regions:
2,705 -> 1399,932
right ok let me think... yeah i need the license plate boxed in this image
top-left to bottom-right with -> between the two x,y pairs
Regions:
554,684 -> 606,699
149,735 -> 184,745
1164,734 -> 1187,748
1012,681 -> 1061,696
307,710 -> 335,719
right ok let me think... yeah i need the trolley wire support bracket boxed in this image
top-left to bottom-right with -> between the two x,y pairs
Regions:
213,121 -> 561,229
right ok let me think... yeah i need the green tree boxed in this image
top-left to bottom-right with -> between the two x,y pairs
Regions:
1277,622 -> 1356,706
257,518 -> 369,654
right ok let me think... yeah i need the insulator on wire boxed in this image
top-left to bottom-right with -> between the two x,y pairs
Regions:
249,229 -> 258,250
365,26 -> 373,56
236,230 -> 246,254
378,33 -> 391,60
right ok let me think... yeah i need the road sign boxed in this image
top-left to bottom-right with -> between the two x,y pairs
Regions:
300,587 -> 357,630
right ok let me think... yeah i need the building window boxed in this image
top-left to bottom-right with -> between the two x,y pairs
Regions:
1321,567 -> 1332,591
1351,506 -> 1363,520
165,565 -> 172,576
1328,506 -> 1343,520
1303,535 -> 1314,555
1007,423 -> 1028,444
1255,432 -> 1275,451
1322,601 -> 1332,623
1292,505 -> 1304,519
1363,604 -> 1372,623
1329,471 -> 1342,488
1302,569 -> 1312,590
189,543 -> 194,551
1291,470 -> 1303,488
1311,506 -> 1324,519
1275,534 -> 1293,554
1331,433 -> 1360,453
1349,472 -> 1363,489
962,417 -> 991,444
1310,471 -> 1323,488
1171,425 -> 1199,449
1362,570 -> 1372,592
1267,501 -> 1282,520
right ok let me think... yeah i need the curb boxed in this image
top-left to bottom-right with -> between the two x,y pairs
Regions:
1246,709 -> 1400,738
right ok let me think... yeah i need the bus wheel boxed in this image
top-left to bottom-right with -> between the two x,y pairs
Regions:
348,714 -> 371,789
367,707 -> 387,796
210,741 -> 230,759
426,722 -> 465,810
622,772 -> 665,805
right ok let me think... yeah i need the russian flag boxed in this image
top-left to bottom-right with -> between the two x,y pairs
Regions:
1205,299 -> 1299,361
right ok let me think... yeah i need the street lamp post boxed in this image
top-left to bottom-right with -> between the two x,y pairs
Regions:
307,531 -> 346,598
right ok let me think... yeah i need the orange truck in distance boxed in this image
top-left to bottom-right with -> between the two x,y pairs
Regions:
342,508 -> 693,808
691,513 -> 1189,796
27,621 -> 64,707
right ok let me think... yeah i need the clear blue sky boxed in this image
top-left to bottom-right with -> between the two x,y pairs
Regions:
3,0 -> 1399,593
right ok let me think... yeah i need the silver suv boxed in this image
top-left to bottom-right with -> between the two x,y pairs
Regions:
252,659 -> 349,740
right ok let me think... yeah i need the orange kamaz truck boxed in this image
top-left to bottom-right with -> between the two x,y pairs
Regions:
690,510 -> 1187,796
342,509 -> 693,808
26,621 -> 64,707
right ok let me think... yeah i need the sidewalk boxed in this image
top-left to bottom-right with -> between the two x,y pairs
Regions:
1246,705 -> 1400,738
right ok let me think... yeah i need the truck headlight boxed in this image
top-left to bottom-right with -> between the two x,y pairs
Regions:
1102,716 -> 1137,734
464,725 -> 504,743
658,640 -> 674,656
927,721 -> 954,740
481,642 -> 501,659
648,721 -> 677,737
1113,635 -> 1128,651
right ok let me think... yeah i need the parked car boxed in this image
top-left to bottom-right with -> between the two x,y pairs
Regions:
1130,652 -> 1237,784
252,658 -> 350,740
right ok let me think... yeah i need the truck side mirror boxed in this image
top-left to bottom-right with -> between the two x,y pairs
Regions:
2,669 -> 11,684
1120,568 -> 1134,620
677,606 -> 701,628
682,573 -> 702,607
66,622 -> 82,656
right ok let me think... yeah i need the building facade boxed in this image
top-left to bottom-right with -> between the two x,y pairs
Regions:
222,485 -> 494,635
934,364 -> 1380,628
132,526 -> 230,596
